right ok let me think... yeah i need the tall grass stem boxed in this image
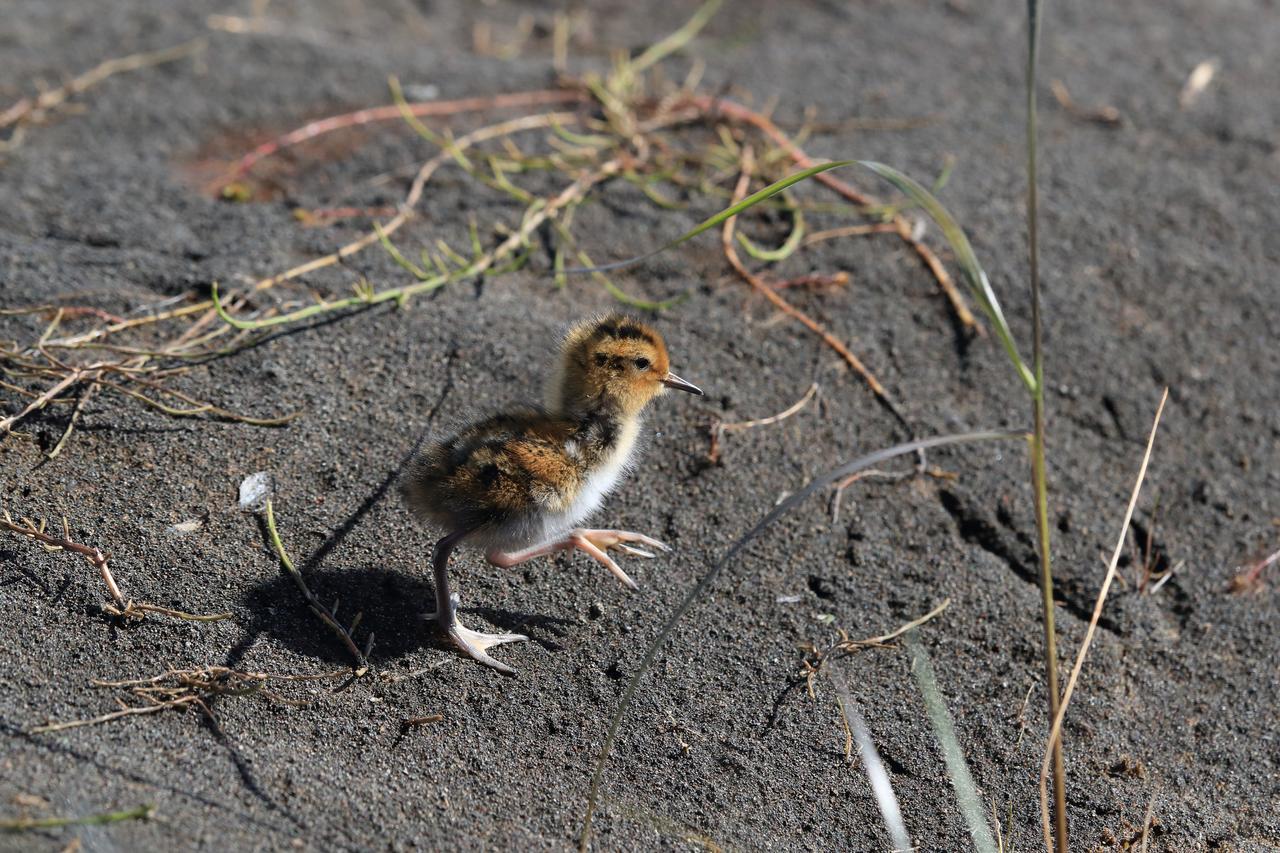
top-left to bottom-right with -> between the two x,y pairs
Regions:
1024,1 -> 1069,848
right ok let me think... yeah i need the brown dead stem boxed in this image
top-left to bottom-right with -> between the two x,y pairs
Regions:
0,512 -> 231,623
0,39 -> 207,147
1039,390 -> 1167,853
767,272 -> 850,292
30,665 -> 344,734
723,146 -> 912,431
708,382 -> 818,464
798,598 -> 951,699
207,89 -> 583,193
692,94 -> 979,334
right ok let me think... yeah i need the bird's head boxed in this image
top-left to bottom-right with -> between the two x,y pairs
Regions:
549,314 -> 703,418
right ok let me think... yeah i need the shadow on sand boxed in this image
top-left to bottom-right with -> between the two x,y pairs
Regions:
239,564 -> 578,667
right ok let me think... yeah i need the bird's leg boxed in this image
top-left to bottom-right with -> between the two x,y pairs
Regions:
429,532 -> 527,676
486,528 -> 670,592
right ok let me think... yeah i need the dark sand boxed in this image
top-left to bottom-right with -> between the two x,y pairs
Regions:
2,2 -> 1277,850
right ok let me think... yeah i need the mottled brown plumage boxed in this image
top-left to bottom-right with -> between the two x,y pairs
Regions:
401,314 -> 702,674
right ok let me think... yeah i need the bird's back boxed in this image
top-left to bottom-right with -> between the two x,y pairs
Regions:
402,405 -> 634,549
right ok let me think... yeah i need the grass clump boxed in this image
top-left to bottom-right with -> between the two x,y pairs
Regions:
572,2 -> 1169,851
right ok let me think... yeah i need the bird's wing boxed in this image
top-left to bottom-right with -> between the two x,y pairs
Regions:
405,408 -> 583,531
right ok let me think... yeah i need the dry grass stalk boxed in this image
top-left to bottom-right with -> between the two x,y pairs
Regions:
263,500 -> 372,681
707,382 -> 818,463
0,39 -> 206,149
0,511 -> 230,623
29,666 -> 345,734
723,146 -> 899,410
798,598 -> 951,698
208,89 -> 582,192
1038,389 -> 1168,853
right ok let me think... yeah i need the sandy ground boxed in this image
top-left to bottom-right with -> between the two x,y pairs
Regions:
1,1 -> 1278,850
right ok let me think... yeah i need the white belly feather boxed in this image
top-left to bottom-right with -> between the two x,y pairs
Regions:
539,417 -> 640,544
569,417 -> 640,523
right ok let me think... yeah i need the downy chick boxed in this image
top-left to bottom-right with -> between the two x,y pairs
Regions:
402,314 -> 703,674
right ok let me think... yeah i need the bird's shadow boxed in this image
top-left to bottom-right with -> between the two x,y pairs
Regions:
243,565 -> 433,664
241,565 -> 577,665
237,344 -> 573,667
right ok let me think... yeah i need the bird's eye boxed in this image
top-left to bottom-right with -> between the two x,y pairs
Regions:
633,357 -> 651,371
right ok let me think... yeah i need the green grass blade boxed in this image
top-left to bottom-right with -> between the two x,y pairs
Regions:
736,195 -> 805,262
907,635 -> 999,853
856,161 -> 1035,392
562,155 -> 1034,395
579,428 -> 1027,851
563,160 -> 854,274
1,804 -> 155,832
376,223 -> 431,280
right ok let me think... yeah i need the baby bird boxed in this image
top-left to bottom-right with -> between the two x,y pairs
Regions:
402,314 -> 703,674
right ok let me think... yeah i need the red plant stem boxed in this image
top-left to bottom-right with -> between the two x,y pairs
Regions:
687,94 -> 980,333
214,89 -> 586,189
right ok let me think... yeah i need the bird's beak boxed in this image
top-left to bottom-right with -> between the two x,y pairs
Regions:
662,372 -> 704,395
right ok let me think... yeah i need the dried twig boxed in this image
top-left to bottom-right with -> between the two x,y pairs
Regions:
802,223 -> 899,246
798,598 -> 951,697
0,366 -> 101,435
767,272 -> 849,292
30,666 -> 344,734
828,468 -> 912,524
723,147 -> 899,408
30,698 -> 200,734
828,464 -> 956,524
708,382 -> 818,463
1039,390 -> 1167,853
206,89 -> 584,192
46,375 -> 99,459
1138,792 -> 1158,853
0,39 -> 206,142
0,511 -> 230,622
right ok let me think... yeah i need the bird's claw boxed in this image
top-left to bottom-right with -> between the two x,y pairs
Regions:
446,623 -> 527,676
580,529 -> 670,554
427,595 -> 527,675
572,529 -> 672,590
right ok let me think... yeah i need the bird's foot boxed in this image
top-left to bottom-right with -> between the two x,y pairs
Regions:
571,529 -> 672,591
426,595 -> 528,676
